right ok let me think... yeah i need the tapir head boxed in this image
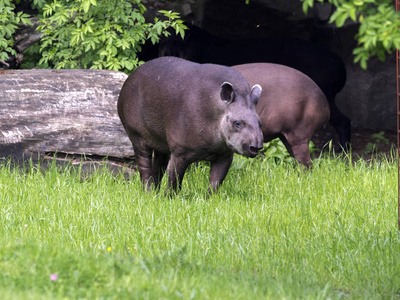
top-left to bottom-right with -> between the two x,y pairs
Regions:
220,82 -> 264,158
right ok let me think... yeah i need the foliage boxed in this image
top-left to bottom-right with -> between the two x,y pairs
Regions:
308,140 -> 319,156
36,0 -> 186,72
260,139 -> 294,165
0,154 -> 398,298
0,0 -> 31,65
0,0 -> 186,72
363,130 -> 390,154
260,139 -> 319,165
301,0 -> 400,69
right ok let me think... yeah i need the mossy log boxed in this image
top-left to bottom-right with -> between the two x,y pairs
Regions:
0,69 -> 135,173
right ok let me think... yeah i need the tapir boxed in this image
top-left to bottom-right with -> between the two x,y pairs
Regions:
232,63 -> 330,168
118,57 -> 264,193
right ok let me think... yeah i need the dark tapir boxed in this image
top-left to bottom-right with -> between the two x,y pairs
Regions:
157,25 -> 350,151
118,56 -> 264,193
232,63 -> 330,168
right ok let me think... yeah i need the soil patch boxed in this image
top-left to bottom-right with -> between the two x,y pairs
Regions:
312,126 -> 397,160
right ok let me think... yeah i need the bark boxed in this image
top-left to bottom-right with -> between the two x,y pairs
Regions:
0,68 -> 135,174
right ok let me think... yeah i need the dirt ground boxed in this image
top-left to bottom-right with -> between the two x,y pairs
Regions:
312,125 -> 397,160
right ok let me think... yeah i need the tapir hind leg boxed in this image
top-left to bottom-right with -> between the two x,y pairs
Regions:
280,134 -> 312,168
152,151 -> 169,189
134,146 -> 156,191
127,133 -> 157,191
291,143 -> 312,168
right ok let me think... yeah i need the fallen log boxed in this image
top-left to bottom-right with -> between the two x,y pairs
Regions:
0,68 -> 135,174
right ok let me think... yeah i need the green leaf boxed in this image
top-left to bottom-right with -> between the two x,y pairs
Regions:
360,58 -> 367,69
335,12 -> 348,27
302,0 -> 313,15
99,49 -> 109,57
349,8 -> 357,21
81,0 -> 91,13
177,26 -> 185,39
123,60 -> 133,70
376,48 -> 386,61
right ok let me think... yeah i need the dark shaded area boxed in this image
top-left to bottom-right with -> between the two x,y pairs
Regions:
201,0 -> 315,40
148,24 -> 351,151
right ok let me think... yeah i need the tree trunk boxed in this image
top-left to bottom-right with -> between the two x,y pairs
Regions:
0,69 -> 135,174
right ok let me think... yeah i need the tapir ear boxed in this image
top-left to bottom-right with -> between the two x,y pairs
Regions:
250,84 -> 262,105
220,81 -> 235,103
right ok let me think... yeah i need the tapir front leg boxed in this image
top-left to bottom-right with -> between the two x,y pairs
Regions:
208,153 -> 234,194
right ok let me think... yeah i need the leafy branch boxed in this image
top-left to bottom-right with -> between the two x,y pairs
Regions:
301,0 -> 400,69
36,0 -> 187,73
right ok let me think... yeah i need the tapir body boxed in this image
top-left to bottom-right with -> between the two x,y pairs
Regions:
233,63 -> 330,167
118,57 -> 263,193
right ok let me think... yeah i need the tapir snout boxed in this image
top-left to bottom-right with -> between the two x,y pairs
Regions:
246,142 -> 264,158
240,118 -> 264,158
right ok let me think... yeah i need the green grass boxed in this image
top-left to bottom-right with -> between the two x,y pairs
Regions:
0,152 -> 399,299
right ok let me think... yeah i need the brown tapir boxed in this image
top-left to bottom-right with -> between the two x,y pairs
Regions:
118,57 -> 263,193
232,63 -> 330,168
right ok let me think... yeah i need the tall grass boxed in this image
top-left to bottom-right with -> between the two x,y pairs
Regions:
0,152 -> 398,299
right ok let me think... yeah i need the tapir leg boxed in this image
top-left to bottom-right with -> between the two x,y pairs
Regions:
165,155 -> 190,193
152,151 -> 169,189
209,154 -> 234,194
134,146 -> 156,191
291,143 -> 312,168
127,133 -> 159,191
280,134 -> 312,168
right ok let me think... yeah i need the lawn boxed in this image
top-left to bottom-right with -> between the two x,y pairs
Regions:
0,151 -> 398,299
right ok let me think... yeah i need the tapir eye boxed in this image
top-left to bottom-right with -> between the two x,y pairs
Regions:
259,121 -> 262,128
234,121 -> 242,129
